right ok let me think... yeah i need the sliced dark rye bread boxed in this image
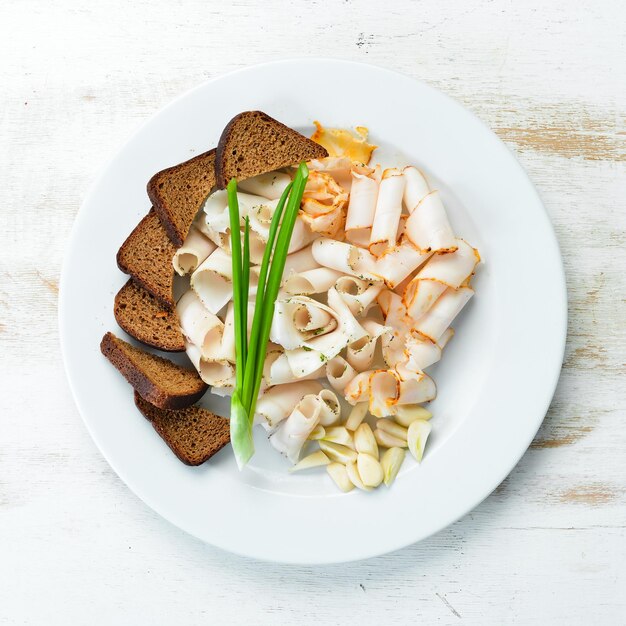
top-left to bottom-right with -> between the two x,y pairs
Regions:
100,332 -> 207,409
147,149 -> 216,247
135,392 -> 230,466
215,111 -> 328,188
114,279 -> 185,352
116,209 -> 176,308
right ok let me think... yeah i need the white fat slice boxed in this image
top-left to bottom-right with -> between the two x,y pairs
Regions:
345,370 -> 375,405
369,370 -> 400,417
326,355 -> 357,393
369,169 -> 405,256
402,166 -> 430,213
347,319 -> 389,372
317,389 -> 342,426
404,190 -> 457,253
345,227 -> 372,248
202,189 -> 230,233
190,247 -> 233,314
270,297 -> 336,350
283,267 -> 344,295
172,226 -> 216,276
254,380 -> 323,428
300,205 -> 345,238
176,290 -> 224,359
186,343 -> 235,387
404,331 -> 442,371
238,171 -> 292,200
312,238 -> 381,282
380,292 -> 411,367
288,216 -> 318,253
394,367 -> 437,405
308,156 -> 357,190
269,394 -> 323,463
413,287 -> 474,342
246,198 -> 278,242
247,230 -> 267,265
345,171 -> 379,247
334,276 -> 383,316
373,241 -> 432,288
438,327 -> 455,349
219,302 -> 236,363
269,352 -> 325,384
404,239 -> 479,317
404,280 -> 447,322
281,244 -> 320,277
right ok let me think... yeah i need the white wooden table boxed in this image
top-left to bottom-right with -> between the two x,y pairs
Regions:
1,1 -> 624,623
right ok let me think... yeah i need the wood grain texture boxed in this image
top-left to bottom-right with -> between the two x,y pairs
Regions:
1,0 -> 625,624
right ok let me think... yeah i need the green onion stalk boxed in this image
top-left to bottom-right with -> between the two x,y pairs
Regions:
227,164 -> 309,469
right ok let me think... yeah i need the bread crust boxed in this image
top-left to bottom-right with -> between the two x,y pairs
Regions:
100,332 -> 207,409
215,111 -> 328,188
147,149 -> 216,247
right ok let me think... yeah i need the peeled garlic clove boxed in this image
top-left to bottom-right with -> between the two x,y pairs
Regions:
308,425 -> 326,440
319,440 -> 358,464
376,418 -> 408,441
381,447 -> 405,486
354,423 -> 378,458
327,462 -> 354,492
394,405 -> 432,428
345,402 -> 369,431
346,460 -> 372,491
407,419 -> 432,462
357,453 -> 383,488
374,428 -> 407,449
322,426 -> 355,449
289,450 -> 330,472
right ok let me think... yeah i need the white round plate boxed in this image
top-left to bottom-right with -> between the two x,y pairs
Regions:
60,59 -> 566,564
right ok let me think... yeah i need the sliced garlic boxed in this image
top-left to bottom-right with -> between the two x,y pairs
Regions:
322,426 -> 355,449
357,453 -> 383,487
354,423 -> 378,458
346,460 -> 372,491
327,462 -> 354,492
289,450 -> 330,472
374,428 -> 407,449
407,419 -> 432,462
377,418 -> 408,441
345,402 -> 369,431
308,425 -> 326,440
381,447 -> 405,486
394,405 -> 432,428
319,440 -> 358,464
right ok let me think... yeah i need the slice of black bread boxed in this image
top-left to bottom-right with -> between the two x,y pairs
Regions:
147,149 -> 216,247
215,111 -> 328,188
135,392 -> 230,466
116,209 -> 176,308
114,279 -> 185,352
100,332 -> 207,409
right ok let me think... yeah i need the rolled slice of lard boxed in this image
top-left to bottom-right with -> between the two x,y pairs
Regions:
254,380 -> 323,428
326,355 -> 358,393
413,286 -> 474,342
312,238 -> 381,282
269,352 -> 326,385
190,247 -> 233,314
402,166 -> 430,213
345,370 -> 376,405
269,394 -> 323,463
186,343 -> 235,387
404,238 -> 480,319
369,370 -> 400,418
369,169 -> 405,256
176,290 -> 224,359
334,276 -> 382,316
345,171 -> 379,246
172,226 -> 216,276
373,241 -> 432,289
239,171 -> 292,200
393,366 -> 437,405
346,319 -> 390,372
283,267 -> 344,296
317,388 -> 342,426
404,190 -> 457,253
270,297 -> 337,350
